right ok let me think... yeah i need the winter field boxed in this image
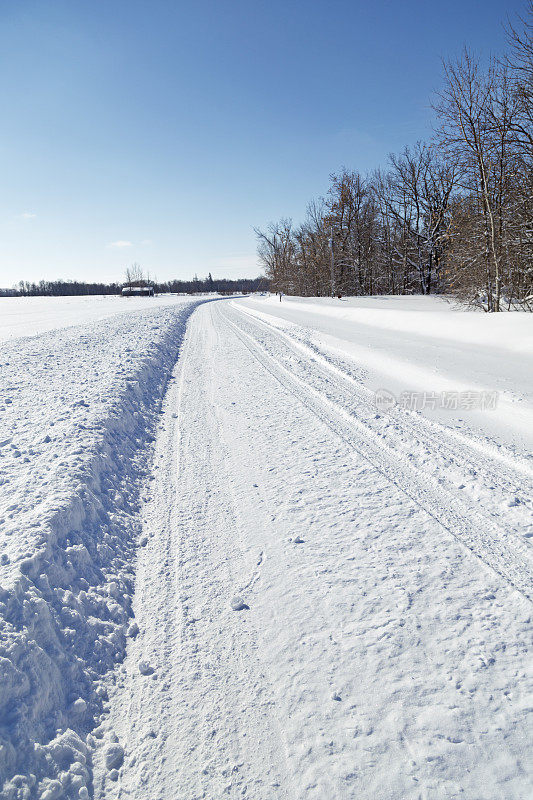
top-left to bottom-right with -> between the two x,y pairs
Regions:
0,294 -> 532,799
0,295 -> 209,342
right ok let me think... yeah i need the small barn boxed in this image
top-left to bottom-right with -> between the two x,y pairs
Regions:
121,285 -> 154,297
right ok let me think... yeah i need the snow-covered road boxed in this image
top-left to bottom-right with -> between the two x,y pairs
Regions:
98,301 -> 532,800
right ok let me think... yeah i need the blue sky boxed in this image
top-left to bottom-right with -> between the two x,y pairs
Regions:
0,0 -> 524,286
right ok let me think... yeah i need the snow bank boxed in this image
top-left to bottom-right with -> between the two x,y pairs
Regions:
0,299 -> 211,798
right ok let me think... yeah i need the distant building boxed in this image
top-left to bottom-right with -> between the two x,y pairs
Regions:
121,285 -> 154,297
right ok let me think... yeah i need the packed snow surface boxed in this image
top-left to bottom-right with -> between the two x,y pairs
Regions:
1,294 -> 532,799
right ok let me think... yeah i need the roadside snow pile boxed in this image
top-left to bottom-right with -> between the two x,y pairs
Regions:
0,299 -> 208,798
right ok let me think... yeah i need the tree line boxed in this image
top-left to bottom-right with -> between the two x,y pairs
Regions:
156,273 -> 267,295
1,273 -> 267,297
256,4 -> 532,311
1,279 -> 123,297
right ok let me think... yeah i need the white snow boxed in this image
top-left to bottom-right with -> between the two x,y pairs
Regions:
0,297 -> 212,798
1,294 -> 532,799
0,294 -> 212,341
101,299 -> 532,800
234,294 -> 533,452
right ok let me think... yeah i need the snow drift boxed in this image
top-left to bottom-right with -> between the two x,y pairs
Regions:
0,299 -> 211,799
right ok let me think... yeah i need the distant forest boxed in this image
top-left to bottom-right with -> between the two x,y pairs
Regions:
0,274 -> 268,297
257,4 -> 532,311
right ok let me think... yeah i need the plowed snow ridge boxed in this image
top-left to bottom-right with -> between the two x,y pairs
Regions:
0,298 -> 212,799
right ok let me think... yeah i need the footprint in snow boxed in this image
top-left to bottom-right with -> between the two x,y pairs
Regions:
127,622 -> 139,638
230,597 -> 249,611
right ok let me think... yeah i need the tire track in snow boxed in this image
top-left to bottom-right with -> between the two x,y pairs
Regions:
220,303 -> 533,604
100,303 -> 292,800
233,301 -> 533,499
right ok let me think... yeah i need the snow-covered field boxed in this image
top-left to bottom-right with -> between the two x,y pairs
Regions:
0,295 -> 211,341
0,295 -> 532,799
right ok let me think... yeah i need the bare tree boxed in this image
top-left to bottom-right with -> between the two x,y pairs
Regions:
124,263 -> 146,288
254,5 -> 532,310
503,1 -> 533,156
376,143 -> 456,294
435,51 -> 513,310
254,220 -> 297,294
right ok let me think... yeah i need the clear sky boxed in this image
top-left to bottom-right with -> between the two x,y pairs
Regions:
0,0 -> 525,286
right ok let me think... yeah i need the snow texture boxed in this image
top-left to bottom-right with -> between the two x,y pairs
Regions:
1,294 -> 532,799
100,300 -> 532,800
0,298 -> 211,798
238,294 -> 533,451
